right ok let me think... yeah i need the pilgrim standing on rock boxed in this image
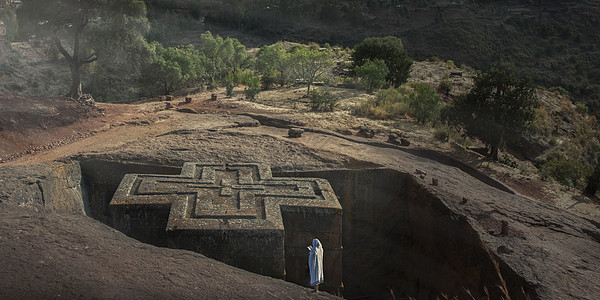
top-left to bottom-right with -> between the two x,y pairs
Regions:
308,238 -> 324,292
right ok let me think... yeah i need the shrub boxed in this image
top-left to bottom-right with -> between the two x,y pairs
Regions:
309,89 -> 338,112
408,83 -> 443,124
433,126 -> 450,142
244,71 -> 260,101
354,58 -> 389,92
353,36 -> 412,87
540,158 -> 587,188
439,79 -> 452,94
355,87 -> 410,119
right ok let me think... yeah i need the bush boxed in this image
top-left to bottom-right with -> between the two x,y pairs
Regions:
433,126 -> 450,142
408,83 -> 443,124
244,71 -> 260,101
439,79 -> 452,94
353,36 -> 412,87
540,158 -> 587,188
354,58 -> 389,92
309,89 -> 338,112
355,87 -> 410,119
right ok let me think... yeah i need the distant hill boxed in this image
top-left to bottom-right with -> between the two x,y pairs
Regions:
148,0 -> 600,116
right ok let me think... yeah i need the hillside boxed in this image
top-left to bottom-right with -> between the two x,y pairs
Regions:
153,0 -> 600,115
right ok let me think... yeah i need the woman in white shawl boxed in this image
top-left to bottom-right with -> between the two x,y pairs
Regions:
308,238 -> 324,292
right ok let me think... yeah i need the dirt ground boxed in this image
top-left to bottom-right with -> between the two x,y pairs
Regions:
1,89 -> 599,220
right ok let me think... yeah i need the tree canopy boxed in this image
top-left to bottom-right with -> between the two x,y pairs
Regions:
286,46 -> 335,96
196,31 -> 247,87
354,58 -> 389,92
17,0 -> 149,99
443,64 -> 539,160
139,42 -> 204,95
352,36 -> 412,87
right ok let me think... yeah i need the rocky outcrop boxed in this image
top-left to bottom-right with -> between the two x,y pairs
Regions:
0,161 -> 86,214
0,203 -> 337,300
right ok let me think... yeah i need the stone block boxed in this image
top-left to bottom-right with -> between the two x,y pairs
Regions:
110,162 -> 343,291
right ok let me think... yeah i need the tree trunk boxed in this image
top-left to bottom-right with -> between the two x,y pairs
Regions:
69,64 -> 83,99
306,81 -> 312,96
489,144 -> 499,161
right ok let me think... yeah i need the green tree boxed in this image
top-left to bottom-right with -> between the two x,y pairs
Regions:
243,71 -> 261,101
443,64 -> 539,160
286,46 -> 335,96
408,83 -> 443,124
353,36 -> 412,87
354,58 -> 389,92
255,42 -> 288,89
139,42 -> 204,95
196,31 -> 247,87
17,0 -> 149,99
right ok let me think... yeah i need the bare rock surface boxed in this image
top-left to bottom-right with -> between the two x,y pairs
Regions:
0,161 -> 85,214
1,95 -> 599,299
0,203 -> 336,300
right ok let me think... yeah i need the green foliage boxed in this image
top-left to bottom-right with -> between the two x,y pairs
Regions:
353,59 -> 389,92
408,83 -> 443,124
243,71 -> 261,101
286,46 -> 335,96
438,79 -> 452,93
139,42 -> 204,95
540,158 -> 587,188
353,36 -> 413,87
443,64 -> 539,159
197,31 -> 247,87
355,87 -> 410,120
255,42 -> 288,89
309,89 -> 338,112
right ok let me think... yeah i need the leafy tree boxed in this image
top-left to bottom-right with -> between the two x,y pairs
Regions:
139,42 -> 204,95
354,58 -> 389,91
196,31 -> 247,87
443,64 -> 539,160
255,42 -> 288,89
17,0 -> 149,99
243,71 -> 261,101
408,83 -> 443,124
353,36 -> 412,87
286,46 -> 335,96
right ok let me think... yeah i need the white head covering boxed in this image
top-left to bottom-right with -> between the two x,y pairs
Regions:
308,238 -> 324,287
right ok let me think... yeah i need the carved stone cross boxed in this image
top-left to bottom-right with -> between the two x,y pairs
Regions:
110,162 -> 342,291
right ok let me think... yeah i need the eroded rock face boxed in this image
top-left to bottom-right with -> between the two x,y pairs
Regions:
1,154 -> 599,300
0,203 -> 337,300
0,161 -> 85,214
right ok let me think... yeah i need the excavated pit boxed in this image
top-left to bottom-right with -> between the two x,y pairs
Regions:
79,158 -> 532,299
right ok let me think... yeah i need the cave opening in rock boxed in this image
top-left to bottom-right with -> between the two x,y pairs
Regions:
79,159 -> 531,299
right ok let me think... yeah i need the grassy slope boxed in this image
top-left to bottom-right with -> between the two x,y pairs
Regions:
167,0 -> 600,115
